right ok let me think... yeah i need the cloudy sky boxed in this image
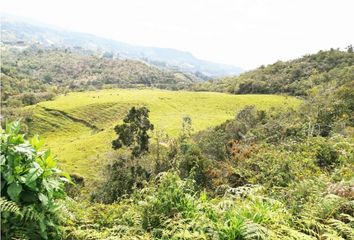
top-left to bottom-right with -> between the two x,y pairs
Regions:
1,0 -> 354,69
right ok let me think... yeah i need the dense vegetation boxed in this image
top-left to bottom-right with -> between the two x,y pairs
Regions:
0,45 -> 199,110
191,47 -> 354,96
1,47 -> 353,239
22,89 -> 297,186
65,76 -> 353,239
1,122 -> 69,239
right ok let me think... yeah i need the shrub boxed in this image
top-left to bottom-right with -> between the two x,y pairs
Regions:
314,139 -> 339,169
64,173 -> 85,199
196,128 -> 228,161
176,142 -> 211,188
21,92 -> 38,105
0,121 -> 69,239
91,154 -> 151,203
140,172 -> 198,231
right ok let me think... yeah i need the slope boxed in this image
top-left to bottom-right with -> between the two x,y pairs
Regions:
1,46 -> 199,108
192,48 -> 354,95
27,89 -> 301,187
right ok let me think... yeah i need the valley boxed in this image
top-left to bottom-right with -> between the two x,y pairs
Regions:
27,89 -> 300,185
1,7 -> 353,240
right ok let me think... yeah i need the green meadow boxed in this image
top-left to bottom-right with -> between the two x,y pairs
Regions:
28,89 -> 301,184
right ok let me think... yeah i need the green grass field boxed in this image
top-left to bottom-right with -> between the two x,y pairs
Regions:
28,89 -> 301,185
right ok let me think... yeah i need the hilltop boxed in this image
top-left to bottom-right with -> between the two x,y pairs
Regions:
191,48 -> 354,96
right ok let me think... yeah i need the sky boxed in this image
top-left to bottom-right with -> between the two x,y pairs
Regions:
1,0 -> 354,70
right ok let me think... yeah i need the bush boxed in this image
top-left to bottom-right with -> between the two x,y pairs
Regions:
91,154 -> 151,203
176,142 -> 211,188
196,128 -> 228,161
141,172 -> 197,231
314,139 -> 339,169
64,173 -> 85,199
21,92 -> 38,105
0,121 -> 69,239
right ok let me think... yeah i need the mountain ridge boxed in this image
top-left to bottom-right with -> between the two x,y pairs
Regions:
0,14 -> 243,77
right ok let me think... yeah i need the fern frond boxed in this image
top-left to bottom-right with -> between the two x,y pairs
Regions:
275,225 -> 316,240
327,218 -> 354,239
242,220 -> 268,240
20,206 -> 40,222
0,197 -> 20,215
7,226 -> 31,240
321,231 -> 345,240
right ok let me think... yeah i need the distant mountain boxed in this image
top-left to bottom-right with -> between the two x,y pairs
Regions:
0,14 -> 243,78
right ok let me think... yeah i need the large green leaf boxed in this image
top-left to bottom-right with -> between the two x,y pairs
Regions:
3,172 -> 15,184
38,193 -> 48,206
42,150 -> 56,169
29,135 -> 44,151
25,162 -> 44,186
42,178 -> 60,192
0,155 -> 5,165
14,144 -> 35,159
6,121 -> 20,135
7,182 -> 22,202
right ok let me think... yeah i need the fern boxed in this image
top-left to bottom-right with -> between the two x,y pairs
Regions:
6,227 -> 31,240
327,218 -> 354,239
321,231 -> 345,240
242,220 -> 268,240
274,225 -> 316,240
0,197 -> 20,215
21,206 -> 40,222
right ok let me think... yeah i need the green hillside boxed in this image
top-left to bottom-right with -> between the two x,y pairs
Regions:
192,48 -> 354,96
26,89 -> 300,186
1,46 -> 199,109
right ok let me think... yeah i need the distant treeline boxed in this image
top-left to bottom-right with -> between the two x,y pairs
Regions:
190,47 -> 354,96
1,46 -> 199,108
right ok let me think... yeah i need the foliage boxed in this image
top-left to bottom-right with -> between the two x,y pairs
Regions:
91,153 -> 151,204
191,48 -> 354,96
112,106 -> 154,157
91,107 -> 154,203
1,46 -> 198,110
64,167 -> 354,239
5,47 -> 354,240
23,89 -> 296,188
0,121 -> 69,239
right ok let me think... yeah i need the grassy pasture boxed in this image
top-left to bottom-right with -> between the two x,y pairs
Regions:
28,89 -> 301,185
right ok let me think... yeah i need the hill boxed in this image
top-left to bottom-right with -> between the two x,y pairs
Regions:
25,89 -> 300,187
1,14 -> 243,77
2,46 -> 353,239
1,46 -> 199,110
191,48 -> 354,96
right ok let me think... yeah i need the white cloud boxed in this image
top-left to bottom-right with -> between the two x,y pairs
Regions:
1,0 -> 353,69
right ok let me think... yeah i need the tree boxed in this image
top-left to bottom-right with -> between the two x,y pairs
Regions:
21,93 -> 38,105
112,107 -> 154,157
92,107 -> 154,202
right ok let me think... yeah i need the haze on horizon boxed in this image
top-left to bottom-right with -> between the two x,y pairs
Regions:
1,0 -> 354,70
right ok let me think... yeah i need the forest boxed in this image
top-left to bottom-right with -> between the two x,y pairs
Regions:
1,44 -> 353,239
